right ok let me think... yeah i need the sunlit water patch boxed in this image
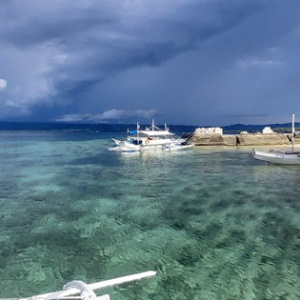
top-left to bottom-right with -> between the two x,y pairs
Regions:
1,132 -> 300,299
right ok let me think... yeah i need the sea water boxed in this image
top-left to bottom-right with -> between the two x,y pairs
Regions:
1,131 -> 300,299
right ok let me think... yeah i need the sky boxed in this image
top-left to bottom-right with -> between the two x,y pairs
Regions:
0,0 -> 300,126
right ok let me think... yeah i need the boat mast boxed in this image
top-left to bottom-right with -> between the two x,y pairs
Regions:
152,119 -> 154,131
292,113 -> 295,152
137,121 -> 140,143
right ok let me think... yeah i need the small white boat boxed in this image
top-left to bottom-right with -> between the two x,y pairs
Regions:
1,271 -> 156,300
252,113 -> 300,164
110,120 -> 193,152
252,149 -> 300,164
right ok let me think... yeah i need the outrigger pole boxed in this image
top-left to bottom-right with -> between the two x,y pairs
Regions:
1,271 -> 156,300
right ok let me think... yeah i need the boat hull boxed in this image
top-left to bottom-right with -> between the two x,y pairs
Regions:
110,137 -> 191,152
110,142 -> 192,152
252,149 -> 300,164
162,143 -> 195,151
109,140 -> 141,152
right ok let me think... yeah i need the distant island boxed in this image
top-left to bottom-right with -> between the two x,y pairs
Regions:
0,120 -> 299,134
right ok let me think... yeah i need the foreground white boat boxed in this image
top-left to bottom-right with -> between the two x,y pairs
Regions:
252,149 -> 300,164
110,120 -> 194,152
252,113 -> 300,164
0,271 -> 156,300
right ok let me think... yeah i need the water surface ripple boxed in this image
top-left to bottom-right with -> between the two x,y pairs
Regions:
1,131 -> 300,299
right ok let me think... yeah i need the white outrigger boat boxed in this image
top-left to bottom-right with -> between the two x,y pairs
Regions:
110,120 -> 194,152
0,271 -> 156,300
252,113 -> 300,164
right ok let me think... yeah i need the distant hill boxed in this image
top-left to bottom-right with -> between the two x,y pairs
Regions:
223,122 -> 300,134
0,121 -> 197,133
0,121 -> 126,132
0,121 -> 299,134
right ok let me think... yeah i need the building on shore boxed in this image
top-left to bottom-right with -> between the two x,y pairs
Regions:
194,127 -> 223,135
262,126 -> 274,134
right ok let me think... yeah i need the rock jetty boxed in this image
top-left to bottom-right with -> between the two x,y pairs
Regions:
190,132 -> 299,147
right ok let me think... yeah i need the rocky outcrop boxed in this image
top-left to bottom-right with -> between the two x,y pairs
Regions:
189,132 -> 299,146
222,135 -> 237,146
236,133 -> 291,146
191,133 -> 224,145
191,133 -> 236,146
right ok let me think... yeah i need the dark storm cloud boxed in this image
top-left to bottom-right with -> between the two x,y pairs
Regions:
1,0 -> 300,125
0,2 -> 115,46
47,0 -> 264,97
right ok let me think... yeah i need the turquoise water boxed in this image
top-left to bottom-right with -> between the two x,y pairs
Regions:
1,131 -> 300,299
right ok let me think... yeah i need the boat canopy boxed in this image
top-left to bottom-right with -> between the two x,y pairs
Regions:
139,130 -> 175,136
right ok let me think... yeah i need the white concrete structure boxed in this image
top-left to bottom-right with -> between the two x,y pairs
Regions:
262,126 -> 274,134
194,127 -> 223,135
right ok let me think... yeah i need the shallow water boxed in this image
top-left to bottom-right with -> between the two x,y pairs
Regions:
1,131 -> 300,299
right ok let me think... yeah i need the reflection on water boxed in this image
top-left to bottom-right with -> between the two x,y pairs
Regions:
1,132 -> 300,299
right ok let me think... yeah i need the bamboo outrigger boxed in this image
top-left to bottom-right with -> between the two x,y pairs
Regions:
0,271 -> 156,300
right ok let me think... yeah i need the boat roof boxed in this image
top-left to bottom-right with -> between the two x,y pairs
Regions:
139,130 -> 175,136
128,121 -> 177,137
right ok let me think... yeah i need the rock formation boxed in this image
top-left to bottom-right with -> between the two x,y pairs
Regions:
189,132 -> 299,146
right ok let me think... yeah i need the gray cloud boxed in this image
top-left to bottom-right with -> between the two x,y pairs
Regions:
0,79 -> 7,91
1,0 -> 300,125
55,109 -> 158,123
